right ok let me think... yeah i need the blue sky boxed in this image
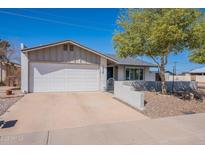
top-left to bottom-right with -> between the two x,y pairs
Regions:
0,8 -> 204,73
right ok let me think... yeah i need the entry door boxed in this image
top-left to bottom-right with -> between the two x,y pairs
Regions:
29,62 -> 100,92
107,67 -> 113,80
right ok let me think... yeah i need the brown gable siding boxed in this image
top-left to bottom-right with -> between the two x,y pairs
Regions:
28,43 -> 100,65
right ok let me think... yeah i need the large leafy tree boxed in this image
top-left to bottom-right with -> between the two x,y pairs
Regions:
113,9 -> 205,94
189,21 -> 205,64
189,49 -> 205,64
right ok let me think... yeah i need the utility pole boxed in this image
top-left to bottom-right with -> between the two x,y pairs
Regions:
172,61 -> 177,94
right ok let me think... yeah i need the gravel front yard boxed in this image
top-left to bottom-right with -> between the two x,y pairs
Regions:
0,97 -> 22,116
0,89 -> 23,116
139,91 -> 205,118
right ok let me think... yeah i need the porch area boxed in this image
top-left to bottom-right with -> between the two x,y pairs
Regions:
106,58 -> 156,91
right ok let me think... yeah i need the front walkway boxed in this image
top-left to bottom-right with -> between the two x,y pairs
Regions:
0,113 -> 205,144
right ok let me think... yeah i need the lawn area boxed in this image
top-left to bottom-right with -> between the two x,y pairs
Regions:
139,90 -> 205,118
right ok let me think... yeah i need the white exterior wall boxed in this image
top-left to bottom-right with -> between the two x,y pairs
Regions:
118,65 -> 125,81
114,81 -> 144,110
144,67 -> 156,81
21,51 -> 29,92
100,57 -> 107,91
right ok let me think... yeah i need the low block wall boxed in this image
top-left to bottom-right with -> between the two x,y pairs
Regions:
114,81 -> 144,110
123,81 -> 197,92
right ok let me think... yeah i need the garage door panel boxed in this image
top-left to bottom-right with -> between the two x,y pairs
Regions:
50,78 -> 66,91
33,78 -> 48,92
29,63 -> 99,92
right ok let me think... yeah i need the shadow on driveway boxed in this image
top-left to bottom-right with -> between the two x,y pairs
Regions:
1,120 -> 18,129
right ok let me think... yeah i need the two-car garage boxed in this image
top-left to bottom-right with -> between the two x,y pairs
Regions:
29,62 -> 100,92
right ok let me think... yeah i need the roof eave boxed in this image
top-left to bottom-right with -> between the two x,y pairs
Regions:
21,40 -> 71,52
118,63 -> 157,67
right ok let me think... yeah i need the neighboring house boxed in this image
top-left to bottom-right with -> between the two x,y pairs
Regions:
21,40 -> 156,93
165,70 -> 192,81
189,67 -> 205,83
189,67 -> 205,75
165,67 -> 205,83
0,61 -> 21,86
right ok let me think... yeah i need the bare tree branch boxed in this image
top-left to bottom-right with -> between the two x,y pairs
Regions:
149,55 -> 160,66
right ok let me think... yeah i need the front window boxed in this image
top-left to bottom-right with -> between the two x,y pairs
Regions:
125,68 -> 144,80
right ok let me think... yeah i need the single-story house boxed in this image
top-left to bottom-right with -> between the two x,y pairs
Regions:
21,40 -> 156,93
189,67 -> 205,82
189,67 -> 205,76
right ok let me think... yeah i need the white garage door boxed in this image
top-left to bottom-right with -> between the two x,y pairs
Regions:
29,62 -> 100,92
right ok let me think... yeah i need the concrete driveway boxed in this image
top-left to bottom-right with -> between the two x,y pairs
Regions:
1,113 -> 205,144
1,92 -> 147,135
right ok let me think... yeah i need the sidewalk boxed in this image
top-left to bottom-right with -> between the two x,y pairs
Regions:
1,113 -> 205,144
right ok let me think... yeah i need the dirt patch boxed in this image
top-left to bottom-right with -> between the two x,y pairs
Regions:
0,89 -> 23,116
139,91 -> 205,118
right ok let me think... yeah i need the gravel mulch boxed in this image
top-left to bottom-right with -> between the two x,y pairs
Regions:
139,91 -> 205,119
0,89 -> 24,116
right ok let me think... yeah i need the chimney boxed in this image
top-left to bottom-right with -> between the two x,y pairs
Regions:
20,43 -> 27,50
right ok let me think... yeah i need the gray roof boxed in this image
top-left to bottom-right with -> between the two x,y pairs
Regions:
190,67 -> 205,73
106,54 -> 157,67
